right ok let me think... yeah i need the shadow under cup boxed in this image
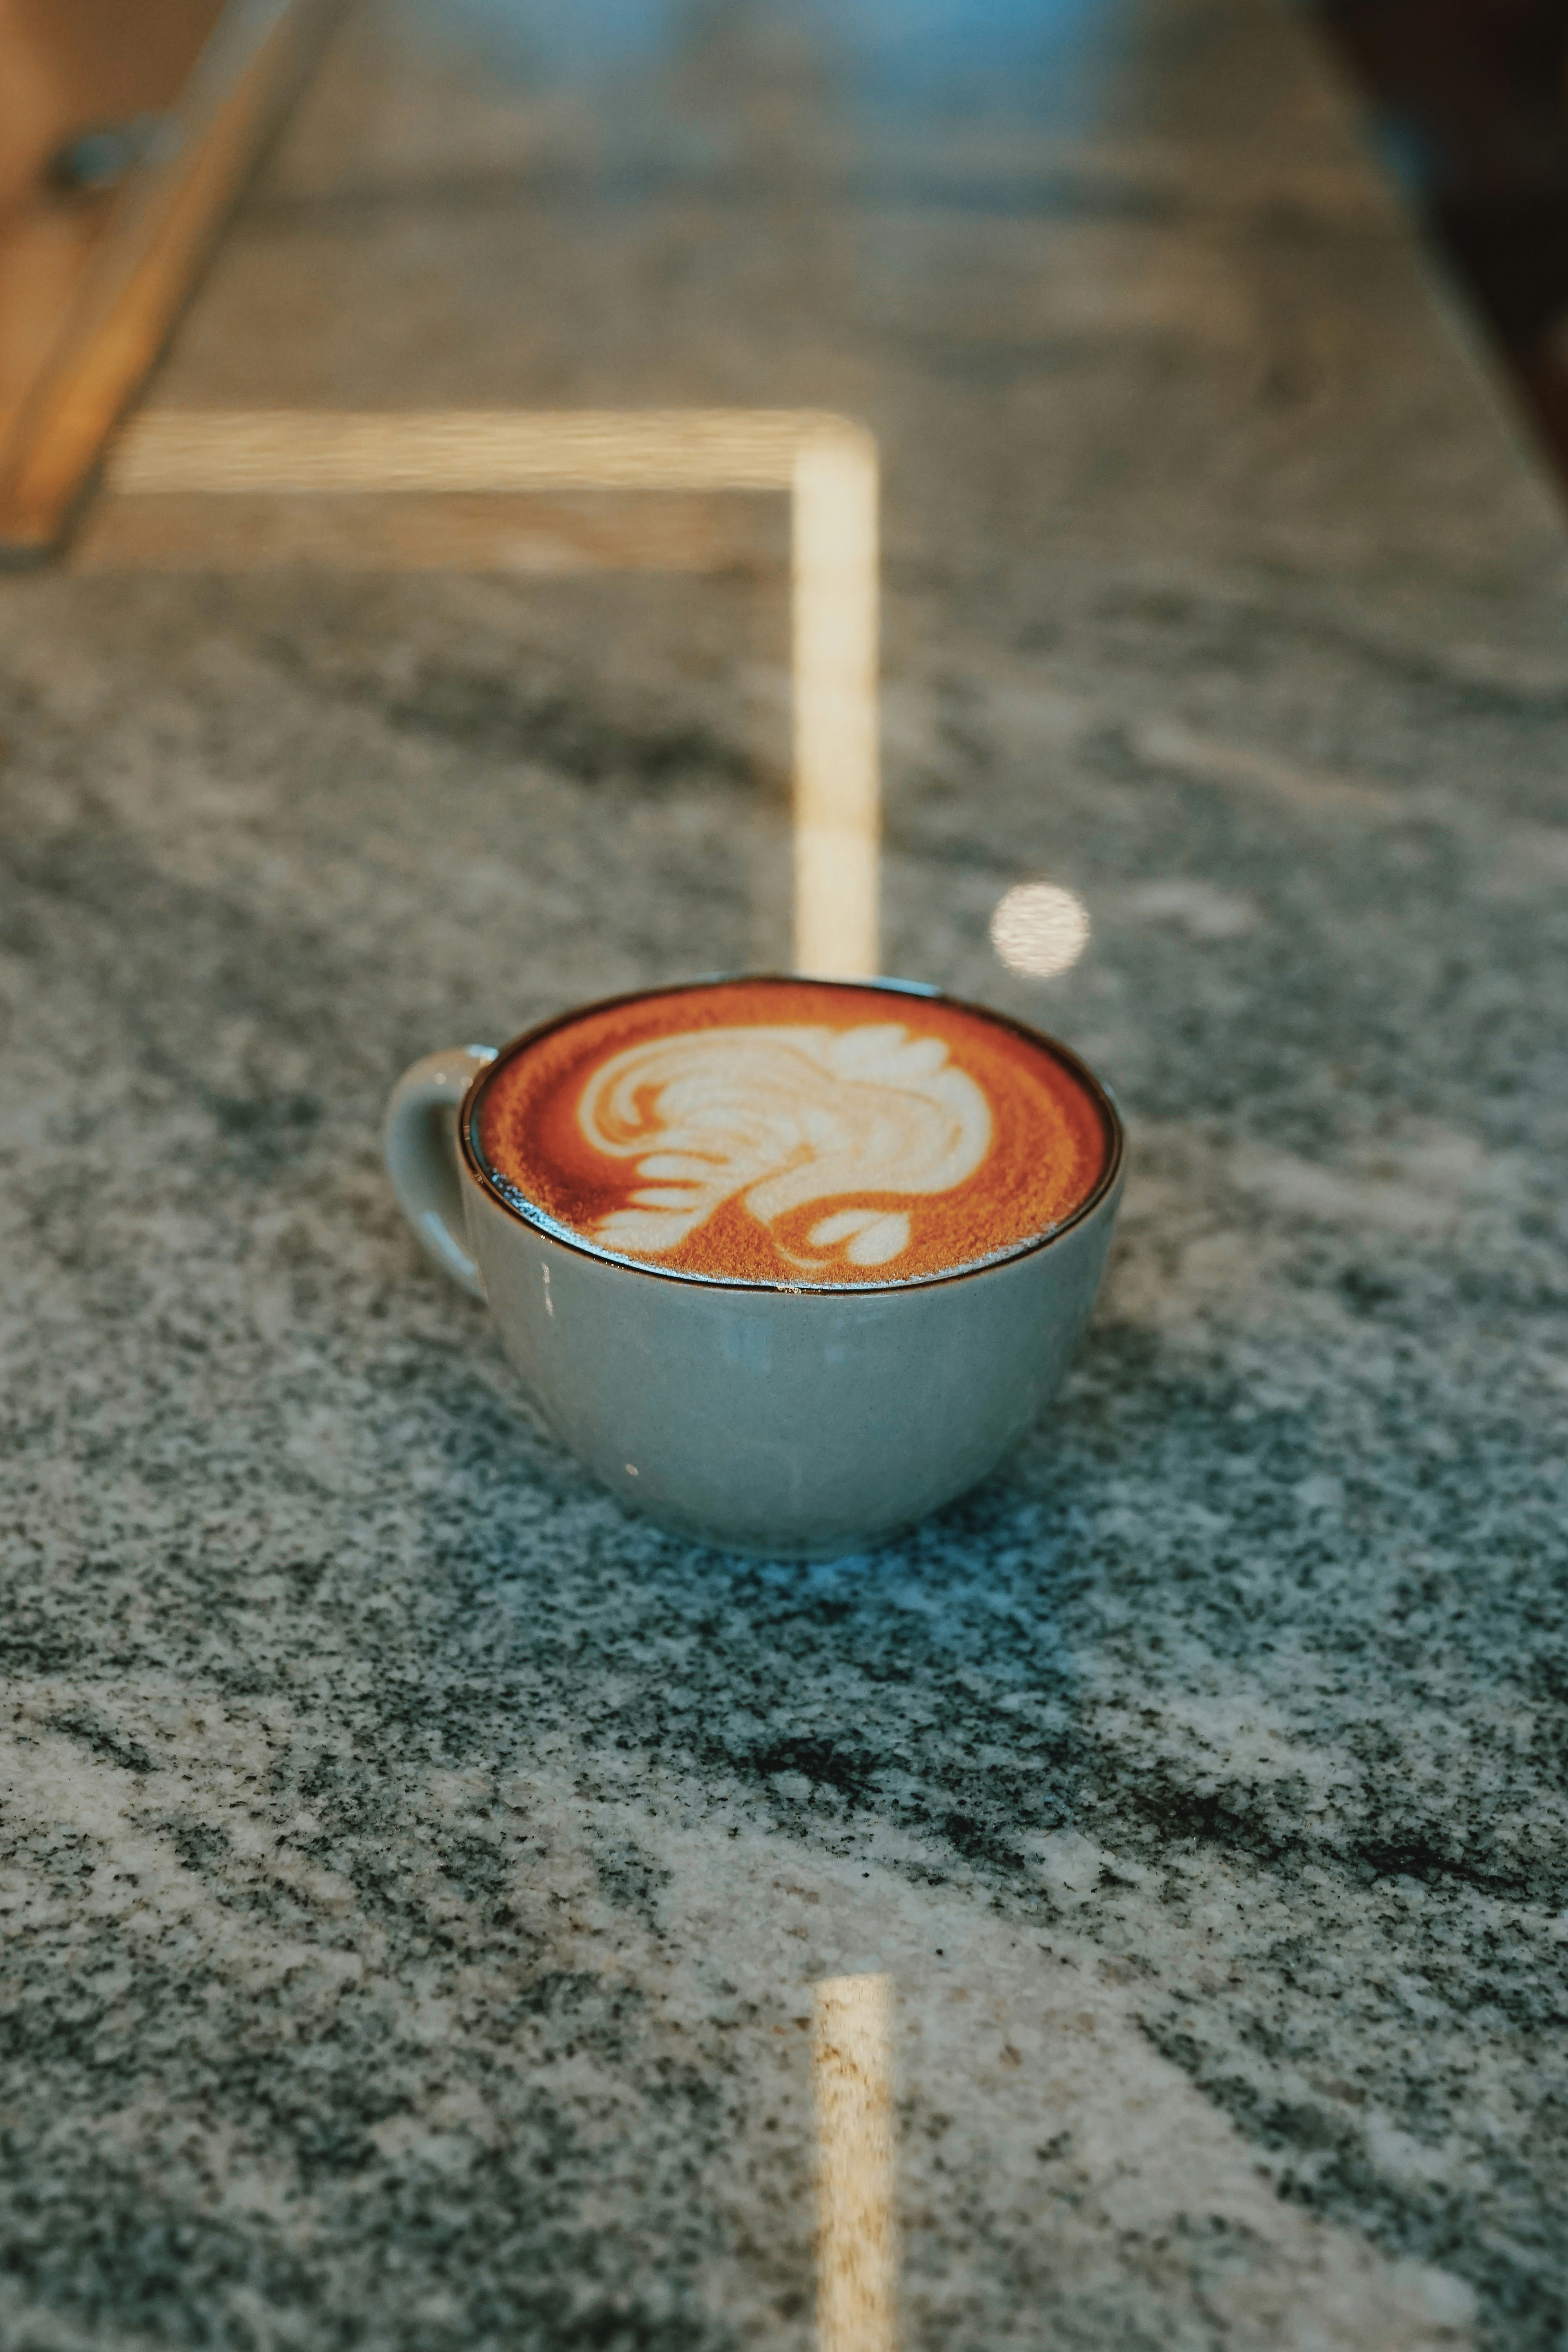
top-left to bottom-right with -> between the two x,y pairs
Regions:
435,977 -> 1125,1557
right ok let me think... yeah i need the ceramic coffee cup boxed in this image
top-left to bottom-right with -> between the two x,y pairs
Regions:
383,977 -> 1123,1557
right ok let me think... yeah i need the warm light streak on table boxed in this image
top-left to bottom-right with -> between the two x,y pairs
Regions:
109,406 -> 882,981
813,1973 -> 897,2352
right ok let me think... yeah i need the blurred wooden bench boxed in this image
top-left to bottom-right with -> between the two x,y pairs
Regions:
0,0 -> 339,560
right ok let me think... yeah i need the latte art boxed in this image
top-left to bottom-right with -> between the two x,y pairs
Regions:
476,977 -> 1110,1287
575,1023 -> 992,1268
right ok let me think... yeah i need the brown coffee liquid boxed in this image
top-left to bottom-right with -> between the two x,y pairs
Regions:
475,978 -> 1109,1285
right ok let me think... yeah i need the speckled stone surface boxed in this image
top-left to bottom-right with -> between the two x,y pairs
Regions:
4,2 -> 1568,2347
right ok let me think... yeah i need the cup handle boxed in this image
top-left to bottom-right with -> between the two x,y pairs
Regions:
383,1045 -> 498,1299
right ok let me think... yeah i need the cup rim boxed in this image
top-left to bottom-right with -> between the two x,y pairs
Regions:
457,972 -> 1125,1295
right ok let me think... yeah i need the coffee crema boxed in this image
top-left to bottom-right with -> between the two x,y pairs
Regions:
474,979 -> 1109,1286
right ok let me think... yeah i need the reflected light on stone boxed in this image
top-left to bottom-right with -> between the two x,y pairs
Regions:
989,881 -> 1091,977
813,1973 -> 896,2352
109,406 -> 882,981
790,428 -> 880,982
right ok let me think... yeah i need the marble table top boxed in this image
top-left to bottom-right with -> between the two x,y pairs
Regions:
2,0 -> 1566,2345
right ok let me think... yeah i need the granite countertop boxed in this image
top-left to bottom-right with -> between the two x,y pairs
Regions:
4,0 -> 1567,2345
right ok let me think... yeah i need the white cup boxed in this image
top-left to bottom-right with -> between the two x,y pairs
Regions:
383,978 -> 1123,1558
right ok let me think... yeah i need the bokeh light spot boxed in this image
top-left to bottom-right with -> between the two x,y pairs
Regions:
989,882 -> 1091,977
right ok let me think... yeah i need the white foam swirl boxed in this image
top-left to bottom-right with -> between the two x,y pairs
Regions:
575,1022 -> 993,1269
